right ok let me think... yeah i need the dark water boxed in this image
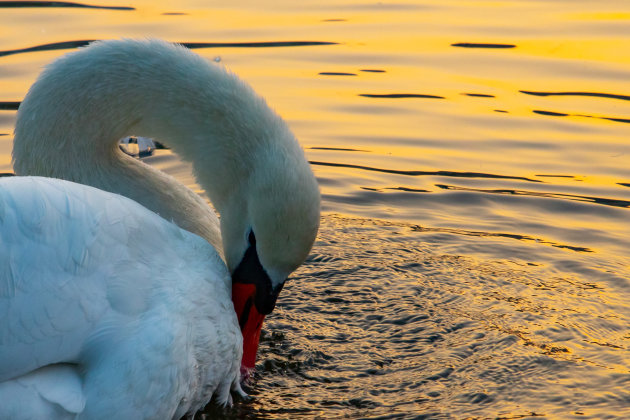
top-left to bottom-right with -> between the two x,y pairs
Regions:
0,0 -> 629,419
194,214 -> 628,419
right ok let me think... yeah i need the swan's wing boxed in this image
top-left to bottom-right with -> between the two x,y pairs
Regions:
0,177 -> 114,381
0,364 -> 85,418
0,176 -> 241,415
0,176 -> 227,383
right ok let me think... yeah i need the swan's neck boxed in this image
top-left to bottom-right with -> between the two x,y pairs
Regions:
13,40 -> 301,253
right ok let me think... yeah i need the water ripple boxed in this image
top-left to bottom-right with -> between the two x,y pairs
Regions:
184,41 -> 337,49
451,42 -> 516,49
436,183 -> 630,210
0,40 -> 94,57
199,214 -> 629,419
533,109 -> 630,124
533,110 -> 569,117
319,72 -> 357,76
0,102 -> 20,110
309,160 -> 542,182
0,1 -> 133,10
309,146 -> 370,152
359,93 -> 445,99
0,40 -> 337,58
462,93 -> 495,98
410,225 -> 592,253
521,90 -> 630,102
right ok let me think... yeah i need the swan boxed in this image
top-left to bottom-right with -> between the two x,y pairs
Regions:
1,39 -> 320,419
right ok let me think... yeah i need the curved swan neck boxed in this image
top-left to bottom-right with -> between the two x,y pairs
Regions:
13,39 -> 300,224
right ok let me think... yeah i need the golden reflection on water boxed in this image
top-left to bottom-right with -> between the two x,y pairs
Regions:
0,2 -> 627,238
0,1 -> 629,418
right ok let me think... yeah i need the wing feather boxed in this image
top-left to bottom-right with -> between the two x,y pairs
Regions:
0,176 -> 241,416
0,177 -> 195,381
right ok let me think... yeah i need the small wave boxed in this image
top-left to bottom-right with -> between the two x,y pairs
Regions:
309,160 -> 542,182
0,1 -> 133,10
183,41 -> 337,49
361,186 -> 430,193
309,147 -> 370,152
0,101 -> 20,110
521,90 -> 630,102
410,224 -> 593,253
601,116 -> 630,124
536,174 -> 576,179
319,72 -> 357,76
0,40 -> 94,57
533,110 -> 568,117
359,93 -> 444,99
436,183 -> 630,210
462,93 -> 495,98
0,40 -> 337,58
533,109 -> 630,124
451,42 -> 516,49
387,186 -> 430,193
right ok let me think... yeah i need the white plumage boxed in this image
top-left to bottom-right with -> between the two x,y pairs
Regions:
1,39 -> 320,419
0,177 -> 241,419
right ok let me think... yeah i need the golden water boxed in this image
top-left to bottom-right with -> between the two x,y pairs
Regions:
0,1 -> 629,419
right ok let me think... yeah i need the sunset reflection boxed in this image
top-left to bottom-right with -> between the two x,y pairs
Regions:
0,0 -> 628,419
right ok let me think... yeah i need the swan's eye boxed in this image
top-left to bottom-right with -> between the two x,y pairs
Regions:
248,230 -> 256,247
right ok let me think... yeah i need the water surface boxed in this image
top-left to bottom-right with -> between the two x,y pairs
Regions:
0,1 -> 628,419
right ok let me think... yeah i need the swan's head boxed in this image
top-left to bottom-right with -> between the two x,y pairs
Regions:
219,140 -> 320,377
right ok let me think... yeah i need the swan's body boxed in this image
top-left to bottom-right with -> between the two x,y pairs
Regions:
2,39 -> 320,419
0,177 -> 240,418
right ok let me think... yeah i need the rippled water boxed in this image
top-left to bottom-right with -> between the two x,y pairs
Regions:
1,1 -> 629,419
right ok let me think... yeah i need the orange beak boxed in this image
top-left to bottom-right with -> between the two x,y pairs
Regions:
232,282 -> 266,377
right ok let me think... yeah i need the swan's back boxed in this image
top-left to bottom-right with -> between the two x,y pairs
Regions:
0,177 -> 242,418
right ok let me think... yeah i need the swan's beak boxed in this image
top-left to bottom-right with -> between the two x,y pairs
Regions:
231,239 -> 285,380
232,281 -> 284,379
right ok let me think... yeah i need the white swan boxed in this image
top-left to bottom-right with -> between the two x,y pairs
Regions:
1,39 -> 320,419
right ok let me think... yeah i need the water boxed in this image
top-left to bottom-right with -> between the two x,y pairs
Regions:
1,1 -> 629,418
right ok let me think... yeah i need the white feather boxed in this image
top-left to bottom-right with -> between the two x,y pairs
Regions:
0,177 -> 242,419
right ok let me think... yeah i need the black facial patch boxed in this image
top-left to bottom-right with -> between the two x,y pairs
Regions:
232,231 -> 284,315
